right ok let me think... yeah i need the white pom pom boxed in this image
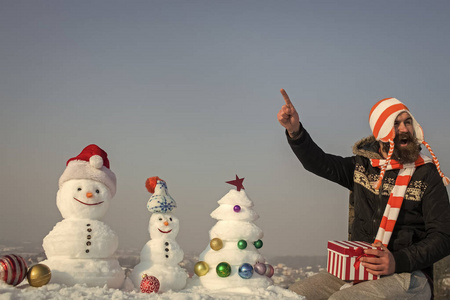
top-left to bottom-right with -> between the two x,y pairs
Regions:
90,155 -> 103,169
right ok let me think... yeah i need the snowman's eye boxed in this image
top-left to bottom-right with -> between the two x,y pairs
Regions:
159,218 -> 163,221
169,218 -> 172,221
95,189 -> 100,194
77,188 -> 82,191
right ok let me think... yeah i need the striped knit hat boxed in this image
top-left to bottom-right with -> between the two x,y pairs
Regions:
369,97 -> 449,189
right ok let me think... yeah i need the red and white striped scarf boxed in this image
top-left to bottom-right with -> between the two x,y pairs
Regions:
370,153 -> 432,247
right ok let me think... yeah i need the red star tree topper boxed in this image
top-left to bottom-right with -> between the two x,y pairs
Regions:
226,175 -> 245,191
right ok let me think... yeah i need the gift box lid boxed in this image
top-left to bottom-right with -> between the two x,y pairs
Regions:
328,241 -> 380,256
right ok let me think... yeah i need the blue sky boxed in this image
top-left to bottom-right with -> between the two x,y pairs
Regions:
1,0 -> 449,257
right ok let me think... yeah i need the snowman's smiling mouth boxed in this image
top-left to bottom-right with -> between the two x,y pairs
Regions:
158,228 -> 172,234
73,197 -> 104,206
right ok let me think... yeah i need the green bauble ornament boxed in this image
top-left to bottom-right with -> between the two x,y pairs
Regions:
237,240 -> 247,249
254,239 -> 263,249
216,262 -> 231,277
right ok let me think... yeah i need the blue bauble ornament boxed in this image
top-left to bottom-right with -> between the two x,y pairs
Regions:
238,263 -> 254,279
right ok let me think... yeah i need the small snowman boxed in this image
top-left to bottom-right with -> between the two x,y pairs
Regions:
41,144 -> 126,288
130,177 -> 188,292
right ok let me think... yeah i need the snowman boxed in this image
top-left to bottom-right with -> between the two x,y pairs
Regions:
41,144 -> 126,288
130,177 -> 188,292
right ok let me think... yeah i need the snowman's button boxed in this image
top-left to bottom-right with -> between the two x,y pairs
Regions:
86,249 -> 90,253
87,235 -> 91,239
87,228 -> 92,232
86,224 -> 91,227
86,241 -> 91,246
165,242 -> 169,246
165,248 -> 169,252
165,255 -> 169,258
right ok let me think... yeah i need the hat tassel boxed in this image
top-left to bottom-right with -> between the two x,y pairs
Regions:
422,141 -> 450,186
374,140 -> 395,190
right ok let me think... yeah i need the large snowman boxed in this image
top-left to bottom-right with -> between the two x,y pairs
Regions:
130,177 -> 188,292
41,144 -> 126,288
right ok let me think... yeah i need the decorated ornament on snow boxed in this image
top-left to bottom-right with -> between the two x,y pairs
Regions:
27,263 -> 51,287
238,263 -> 254,279
140,274 -> 160,293
254,239 -> 263,249
210,238 -> 223,251
265,264 -> 274,278
254,262 -> 266,275
237,240 -> 247,249
0,254 -> 28,286
146,177 -> 177,213
194,261 -> 209,277
216,262 -> 231,277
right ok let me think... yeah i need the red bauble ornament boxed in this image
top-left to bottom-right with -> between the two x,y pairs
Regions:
140,274 -> 160,293
0,254 -> 28,286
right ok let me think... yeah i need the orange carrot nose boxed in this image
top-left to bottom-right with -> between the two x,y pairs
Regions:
164,221 -> 169,226
86,192 -> 93,198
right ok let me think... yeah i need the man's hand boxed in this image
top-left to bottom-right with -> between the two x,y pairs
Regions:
277,89 -> 300,137
360,242 -> 396,276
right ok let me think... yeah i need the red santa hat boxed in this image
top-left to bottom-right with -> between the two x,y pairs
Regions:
369,98 -> 448,189
58,144 -> 117,196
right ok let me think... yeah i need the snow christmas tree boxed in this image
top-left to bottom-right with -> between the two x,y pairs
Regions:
195,175 -> 274,290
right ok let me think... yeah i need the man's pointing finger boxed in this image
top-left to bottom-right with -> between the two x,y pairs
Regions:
280,89 -> 292,106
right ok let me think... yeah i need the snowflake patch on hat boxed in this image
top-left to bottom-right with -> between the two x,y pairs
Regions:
145,177 -> 177,213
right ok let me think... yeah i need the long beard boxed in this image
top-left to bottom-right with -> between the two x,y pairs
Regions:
382,133 -> 421,164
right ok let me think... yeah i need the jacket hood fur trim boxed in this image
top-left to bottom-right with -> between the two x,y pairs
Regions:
352,136 -> 383,160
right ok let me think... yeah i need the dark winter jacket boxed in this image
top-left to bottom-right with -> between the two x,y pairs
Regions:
287,124 -> 450,279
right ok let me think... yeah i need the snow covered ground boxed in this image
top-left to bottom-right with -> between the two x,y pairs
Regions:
0,277 -> 305,300
1,243 -> 320,299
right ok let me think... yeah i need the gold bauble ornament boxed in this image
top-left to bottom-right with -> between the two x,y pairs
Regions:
27,263 -> 51,287
194,261 -> 209,277
210,238 -> 223,251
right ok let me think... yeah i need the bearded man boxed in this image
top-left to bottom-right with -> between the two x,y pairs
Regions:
277,89 -> 450,300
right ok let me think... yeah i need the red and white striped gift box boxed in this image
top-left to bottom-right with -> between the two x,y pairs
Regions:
327,241 -> 381,281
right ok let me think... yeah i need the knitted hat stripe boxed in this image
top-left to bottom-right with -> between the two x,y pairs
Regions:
371,103 -> 408,141
369,97 -> 393,117
369,97 -> 400,124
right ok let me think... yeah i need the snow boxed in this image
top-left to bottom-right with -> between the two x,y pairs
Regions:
0,168 -> 307,298
0,277 -> 305,299
43,177 -> 125,288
